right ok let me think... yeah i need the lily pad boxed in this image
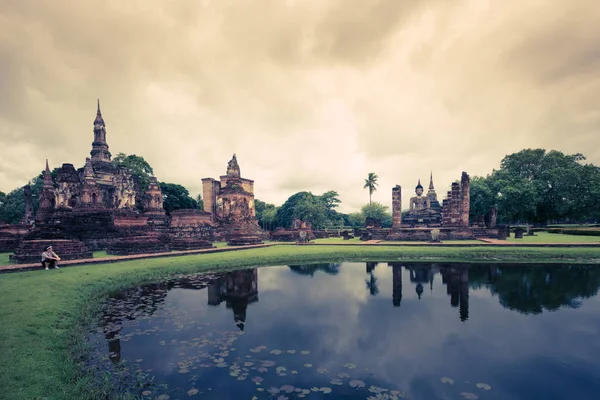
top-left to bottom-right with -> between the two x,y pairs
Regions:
330,378 -> 343,385
280,385 -> 295,393
304,364 -> 312,368
187,388 -> 199,396
270,349 -> 282,355
461,393 -> 479,400
344,363 -> 356,369
317,367 -> 329,374
349,380 -> 365,388
338,372 -> 350,379
475,383 -> 492,390
252,376 -> 264,384
287,350 -> 296,354
320,387 -> 332,394
440,377 -> 455,385
300,350 -> 311,355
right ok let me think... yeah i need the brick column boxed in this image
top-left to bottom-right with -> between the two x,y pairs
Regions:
460,172 -> 470,228
392,185 -> 402,229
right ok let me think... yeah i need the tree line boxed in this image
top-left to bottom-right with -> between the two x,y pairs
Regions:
2,149 -> 599,226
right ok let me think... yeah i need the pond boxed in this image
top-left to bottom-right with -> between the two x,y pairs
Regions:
86,262 -> 600,400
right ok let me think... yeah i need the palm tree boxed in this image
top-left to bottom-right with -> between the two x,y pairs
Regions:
363,172 -> 379,206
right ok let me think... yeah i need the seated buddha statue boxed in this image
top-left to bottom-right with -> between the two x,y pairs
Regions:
409,180 -> 431,213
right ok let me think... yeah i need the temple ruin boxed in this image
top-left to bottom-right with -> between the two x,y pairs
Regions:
386,171 -> 476,241
202,155 -> 265,245
9,101 -> 214,263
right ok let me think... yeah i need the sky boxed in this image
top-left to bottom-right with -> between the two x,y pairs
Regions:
0,0 -> 598,213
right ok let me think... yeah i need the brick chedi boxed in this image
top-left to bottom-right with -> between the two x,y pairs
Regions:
202,154 -> 265,245
9,101 -> 174,262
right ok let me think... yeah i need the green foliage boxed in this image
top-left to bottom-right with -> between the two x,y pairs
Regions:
470,149 -> 600,224
0,176 -> 44,224
113,153 -> 154,190
255,199 -> 278,231
360,202 -> 392,227
347,212 -> 364,227
363,172 -> 379,205
275,191 -> 342,229
195,194 -> 204,210
158,182 -> 198,214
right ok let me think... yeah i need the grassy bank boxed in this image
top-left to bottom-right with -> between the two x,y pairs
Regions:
1,244 -> 600,399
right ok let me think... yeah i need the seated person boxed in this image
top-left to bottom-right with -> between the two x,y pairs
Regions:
41,245 -> 61,270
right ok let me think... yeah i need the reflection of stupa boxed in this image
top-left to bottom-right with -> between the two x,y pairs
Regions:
208,269 -> 259,331
409,265 -> 435,299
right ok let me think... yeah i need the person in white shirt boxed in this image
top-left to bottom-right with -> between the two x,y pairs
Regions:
41,245 -> 61,270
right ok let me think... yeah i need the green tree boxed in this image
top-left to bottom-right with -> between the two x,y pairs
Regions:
347,212 -> 364,227
360,202 -> 392,227
363,172 -> 379,206
113,153 -> 154,190
158,182 -> 198,215
470,149 -> 600,224
0,173 -> 45,224
255,199 -> 278,231
275,191 -> 334,229
195,193 -> 204,210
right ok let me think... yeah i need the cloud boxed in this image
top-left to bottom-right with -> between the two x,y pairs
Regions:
0,0 -> 598,213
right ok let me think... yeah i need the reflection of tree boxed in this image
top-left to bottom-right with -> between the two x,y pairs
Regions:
365,262 -> 380,296
288,263 -> 340,276
452,263 -> 600,316
485,265 -> 600,314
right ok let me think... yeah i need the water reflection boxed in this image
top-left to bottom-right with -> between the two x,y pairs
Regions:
87,263 -> 600,400
208,269 -> 258,331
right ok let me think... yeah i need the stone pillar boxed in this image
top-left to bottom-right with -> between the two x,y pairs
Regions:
392,185 -> 402,229
460,172 -> 470,228
201,178 -> 216,217
488,207 -> 497,228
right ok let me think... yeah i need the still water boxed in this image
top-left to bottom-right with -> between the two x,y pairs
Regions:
87,263 -> 600,400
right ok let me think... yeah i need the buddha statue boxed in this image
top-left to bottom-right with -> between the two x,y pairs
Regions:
409,180 -> 430,213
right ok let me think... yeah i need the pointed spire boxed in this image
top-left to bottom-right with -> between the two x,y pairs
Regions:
94,98 -> 105,126
83,158 -> 96,182
43,159 -> 53,188
429,171 -> 435,190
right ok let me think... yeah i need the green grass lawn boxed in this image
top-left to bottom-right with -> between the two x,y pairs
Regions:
507,231 -> 600,243
313,237 -> 362,244
0,252 -> 12,265
1,244 -> 600,399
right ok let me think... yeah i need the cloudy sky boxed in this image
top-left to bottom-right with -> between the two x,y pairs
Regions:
0,0 -> 598,213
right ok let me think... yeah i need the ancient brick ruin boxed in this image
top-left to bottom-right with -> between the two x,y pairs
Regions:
386,171 -> 475,241
8,101 -> 214,263
202,155 -> 266,245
